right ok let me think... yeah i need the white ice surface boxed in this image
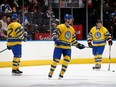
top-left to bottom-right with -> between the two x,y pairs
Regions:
0,64 -> 116,87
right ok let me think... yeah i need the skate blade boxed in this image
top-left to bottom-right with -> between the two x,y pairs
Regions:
48,76 -> 52,79
12,73 -> 22,76
93,68 -> 101,71
58,77 -> 63,80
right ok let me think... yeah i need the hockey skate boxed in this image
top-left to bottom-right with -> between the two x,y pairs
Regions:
92,64 -> 101,70
12,69 -> 23,76
48,74 -> 52,79
58,74 -> 63,80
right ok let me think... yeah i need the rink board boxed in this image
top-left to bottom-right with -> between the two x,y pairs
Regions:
0,41 -> 116,67
0,58 -> 116,68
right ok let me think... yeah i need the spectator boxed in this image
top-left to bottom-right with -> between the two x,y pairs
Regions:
1,0 -> 12,13
14,0 -> 19,8
46,6 -> 55,19
44,6 -> 55,26
19,12 -> 29,26
0,20 -> 7,40
111,15 -> 116,39
23,25 -> 32,40
7,16 -> 12,25
33,7 -> 44,26
110,9 -> 116,18
0,14 -> 7,35
0,12 -> 2,19
38,0 -> 45,7
44,0 -> 48,6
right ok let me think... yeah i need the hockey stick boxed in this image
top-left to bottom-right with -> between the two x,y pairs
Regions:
0,48 -> 7,53
85,46 -> 91,48
108,45 -> 111,71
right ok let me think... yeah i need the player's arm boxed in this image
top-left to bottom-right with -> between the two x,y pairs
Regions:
52,28 -> 60,41
87,31 -> 93,48
71,33 -> 85,49
105,30 -> 113,46
15,26 -> 26,41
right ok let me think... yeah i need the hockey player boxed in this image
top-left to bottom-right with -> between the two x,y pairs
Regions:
7,13 -> 26,76
87,19 -> 113,69
48,14 -> 85,79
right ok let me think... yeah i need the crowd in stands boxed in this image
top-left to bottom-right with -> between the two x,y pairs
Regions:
0,0 -> 55,40
0,0 -> 116,40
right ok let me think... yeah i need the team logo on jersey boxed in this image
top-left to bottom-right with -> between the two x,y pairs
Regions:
95,32 -> 101,39
65,31 -> 71,40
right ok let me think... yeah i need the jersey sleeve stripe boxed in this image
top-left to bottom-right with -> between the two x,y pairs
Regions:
16,29 -> 23,35
15,27 -> 21,32
17,33 -> 23,39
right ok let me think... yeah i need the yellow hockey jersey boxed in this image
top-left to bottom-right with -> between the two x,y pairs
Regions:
87,26 -> 111,46
7,22 -> 24,46
52,24 -> 78,49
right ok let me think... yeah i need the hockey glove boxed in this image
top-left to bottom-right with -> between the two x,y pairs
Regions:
76,43 -> 85,49
22,36 -> 27,42
7,46 -> 11,50
88,40 -> 92,48
108,39 -> 113,46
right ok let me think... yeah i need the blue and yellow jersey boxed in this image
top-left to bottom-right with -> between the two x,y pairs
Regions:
52,24 -> 78,49
87,26 -> 111,46
7,22 -> 24,46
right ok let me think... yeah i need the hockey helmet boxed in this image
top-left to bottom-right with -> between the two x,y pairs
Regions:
52,19 -> 59,25
64,14 -> 73,20
96,19 -> 102,23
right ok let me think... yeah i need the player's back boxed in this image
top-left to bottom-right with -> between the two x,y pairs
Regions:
7,22 -> 23,46
7,22 -> 20,37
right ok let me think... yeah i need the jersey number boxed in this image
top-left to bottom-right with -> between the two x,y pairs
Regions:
8,28 -> 13,37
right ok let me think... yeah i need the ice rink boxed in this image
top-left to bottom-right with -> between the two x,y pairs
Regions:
0,64 -> 116,87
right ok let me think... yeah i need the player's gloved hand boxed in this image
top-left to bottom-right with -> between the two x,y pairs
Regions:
108,39 -> 113,46
22,37 -> 27,42
88,40 -> 92,48
7,46 -> 11,50
76,43 -> 85,49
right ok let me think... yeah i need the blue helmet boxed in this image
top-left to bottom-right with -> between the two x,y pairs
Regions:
64,14 -> 73,20
12,13 -> 19,20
